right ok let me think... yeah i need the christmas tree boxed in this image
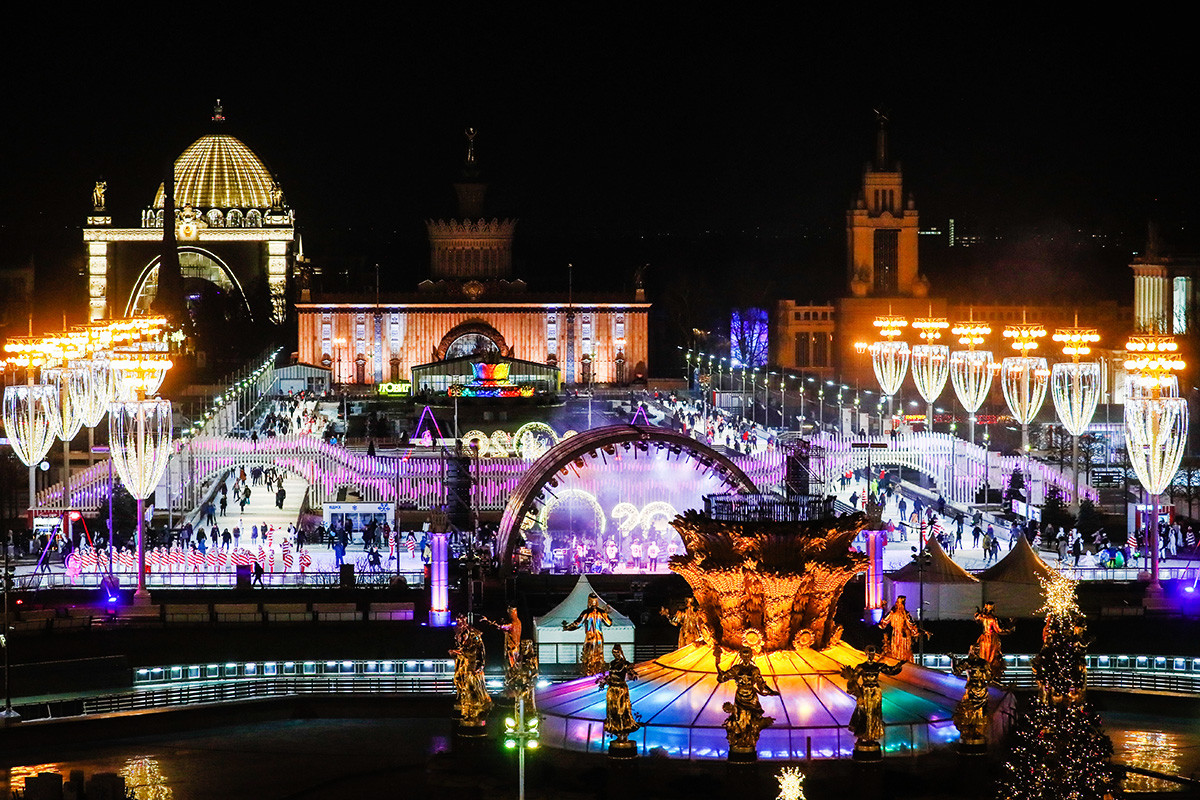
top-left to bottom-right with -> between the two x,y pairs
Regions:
995,574 -> 1121,799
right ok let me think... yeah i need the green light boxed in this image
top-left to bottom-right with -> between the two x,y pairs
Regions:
504,739 -> 516,749
526,740 -> 539,749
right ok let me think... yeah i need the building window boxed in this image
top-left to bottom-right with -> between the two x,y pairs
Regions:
321,316 -> 332,359
873,229 -> 899,294
794,332 -> 811,367
814,333 -> 831,367
546,313 -> 557,359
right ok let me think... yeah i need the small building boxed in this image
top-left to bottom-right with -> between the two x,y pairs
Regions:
885,537 -> 982,620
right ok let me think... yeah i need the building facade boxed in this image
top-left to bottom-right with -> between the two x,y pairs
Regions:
296,132 -> 649,388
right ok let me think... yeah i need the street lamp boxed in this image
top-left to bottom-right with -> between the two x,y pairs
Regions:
1123,333 -> 1187,599
1000,320 -> 1049,520
856,312 -> 909,432
504,695 -> 541,800
1051,321 -> 1102,514
911,314 -> 950,430
950,314 -> 994,446
108,352 -> 173,602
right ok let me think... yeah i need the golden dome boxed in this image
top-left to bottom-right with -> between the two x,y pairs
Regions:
153,134 -> 275,209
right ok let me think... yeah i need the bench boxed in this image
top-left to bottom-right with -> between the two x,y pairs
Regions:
368,602 -> 415,621
264,603 -> 311,623
313,602 -> 360,622
164,604 -> 212,624
214,603 -> 262,623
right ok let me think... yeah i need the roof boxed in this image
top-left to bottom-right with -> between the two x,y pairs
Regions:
533,574 -> 634,629
154,134 -> 275,210
978,534 -> 1058,584
889,536 -> 980,584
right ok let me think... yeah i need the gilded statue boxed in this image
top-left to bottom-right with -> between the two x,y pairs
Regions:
878,595 -> 922,662
661,597 -> 708,649
597,644 -> 640,751
92,180 -> 107,212
841,646 -> 902,757
714,642 -> 780,756
508,638 -> 540,717
562,592 -> 613,675
974,602 -> 1014,672
449,619 -> 491,725
270,180 -> 284,209
951,644 -> 993,752
484,606 -> 523,676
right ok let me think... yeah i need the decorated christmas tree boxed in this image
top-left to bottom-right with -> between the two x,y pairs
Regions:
995,574 -> 1121,799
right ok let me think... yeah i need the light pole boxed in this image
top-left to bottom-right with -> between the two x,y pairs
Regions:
950,313 -> 994,447
504,695 -> 541,800
1123,333 -> 1187,601
3,536 -> 18,722
108,351 -> 174,602
911,314 -> 950,431
1051,321 -> 1102,515
856,312 -> 910,430
1000,318 -> 1049,520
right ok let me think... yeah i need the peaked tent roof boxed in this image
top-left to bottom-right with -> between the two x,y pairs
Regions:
889,536 -> 980,584
534,574 -> 635,628
978,535 -> 1058,584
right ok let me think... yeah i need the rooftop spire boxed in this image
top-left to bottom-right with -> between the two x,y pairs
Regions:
873,108 -> 889,170
211,99 -> 225,123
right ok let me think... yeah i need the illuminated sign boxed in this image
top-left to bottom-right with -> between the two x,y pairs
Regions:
377,381 -> 411,396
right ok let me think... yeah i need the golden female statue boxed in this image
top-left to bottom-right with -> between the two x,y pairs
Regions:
974,602 -> 1014,668
484,606 -> 523,675
878,595 -> 921,662
951,644 -> 993,753
449,621 -> 491,726
661,597 -> 708,649
597,644 -> 640,753
508,638 -> 540,717
562,593 -> 613,675
714,643 -> 780,757
841,646 -> 903,759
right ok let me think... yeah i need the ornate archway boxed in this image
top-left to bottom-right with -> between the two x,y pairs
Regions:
435,320 -> 510,361
497,424 -> 757,574
126,246 -> 254,319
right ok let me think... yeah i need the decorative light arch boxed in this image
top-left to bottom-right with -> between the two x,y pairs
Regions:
126,246 -> 254,319
538,488 -> 608,540
497,424 -> 757,574
435,320 -> 510,361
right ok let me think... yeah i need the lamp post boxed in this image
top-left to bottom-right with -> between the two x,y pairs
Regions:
911,314 -> 950,430
42,358 -> 87,541
2,342 -> 58,521
950,313 -> 994,447
856,312 -> 910,431
1051,320 -> 1102,515
504,695 -> 541,800
1123,333 -> 1187,600
108,351 -> 173,602
1000,317 -> 1049,518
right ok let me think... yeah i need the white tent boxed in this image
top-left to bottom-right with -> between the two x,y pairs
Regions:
885,537 -> 983,620
533,575 -> 636,665
980,535 -> 1058,617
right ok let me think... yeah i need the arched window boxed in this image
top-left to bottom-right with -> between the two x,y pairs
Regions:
245,209 -> 263,228
226,209 -> 244,227
206,209 -> 224,228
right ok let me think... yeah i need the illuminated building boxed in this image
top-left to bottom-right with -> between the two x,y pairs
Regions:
774,118 -> 1130,396
1130,224 -> 1200,335
82,102 -> 295,325
296,131 -> 648,387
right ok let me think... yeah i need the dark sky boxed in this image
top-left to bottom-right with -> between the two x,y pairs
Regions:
1,10 -> 1197,324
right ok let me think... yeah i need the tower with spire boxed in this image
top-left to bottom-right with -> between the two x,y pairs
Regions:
846,111 -> 923,298
425,128 -> 518,281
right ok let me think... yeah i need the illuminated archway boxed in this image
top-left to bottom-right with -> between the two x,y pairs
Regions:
497,424 -> 757,574
435,320 -> 509,361
126,246 -> 254,319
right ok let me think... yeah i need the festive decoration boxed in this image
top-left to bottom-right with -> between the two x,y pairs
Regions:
109,397 -> 173,597
776,767 -> 807,800
42,365 -> 87,443
911,343 -> 949,425
856,313 -> 909,422
2,385 -> 58,468
950,315 -> 994,445
995,572 -> 1119,799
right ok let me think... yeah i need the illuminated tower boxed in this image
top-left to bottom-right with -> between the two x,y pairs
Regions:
845,112 -> 924,298
425,128 -> 518,281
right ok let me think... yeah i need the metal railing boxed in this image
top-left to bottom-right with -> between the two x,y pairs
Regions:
16,569 -> 424,591
918,652 -> 1200,693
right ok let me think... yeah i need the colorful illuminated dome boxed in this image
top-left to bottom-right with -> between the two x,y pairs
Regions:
473,361 -> 511,382
152,134 -> 276,210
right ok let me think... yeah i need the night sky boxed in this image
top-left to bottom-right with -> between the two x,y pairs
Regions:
2,11 -> 1197,337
